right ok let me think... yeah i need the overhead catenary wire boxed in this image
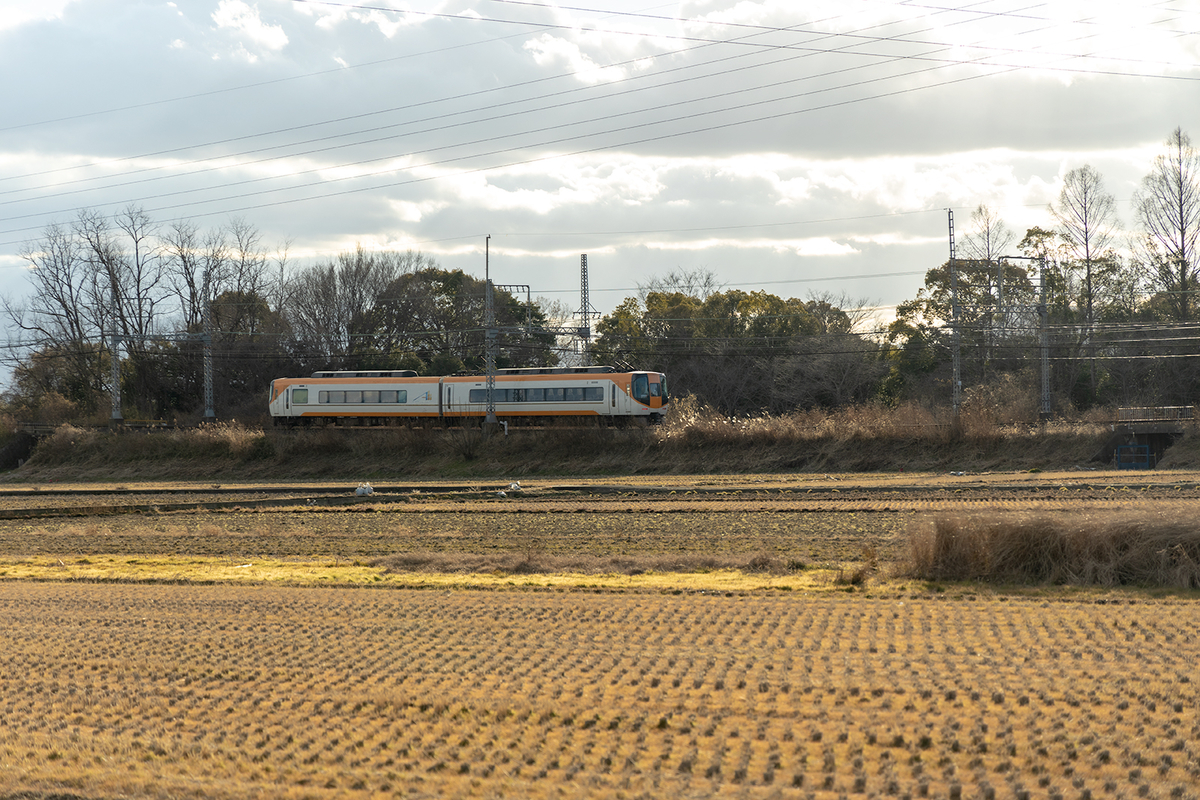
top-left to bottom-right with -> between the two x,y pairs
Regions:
2,0 -> 1193,243
8,0 -> 1191,200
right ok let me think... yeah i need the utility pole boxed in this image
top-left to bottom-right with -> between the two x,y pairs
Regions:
202,271 -> 215,423
577,254 -> 599,366
109,283 -> 123,428
1040,254 -> 1051,420
484,235 -> 498,428
948,210 -> 962,416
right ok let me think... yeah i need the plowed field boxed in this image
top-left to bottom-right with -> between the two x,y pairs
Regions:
1,583 -> 1197,800
1,473 -> 1198,799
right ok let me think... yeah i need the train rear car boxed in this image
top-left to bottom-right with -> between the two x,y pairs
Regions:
269,371 -> 439,426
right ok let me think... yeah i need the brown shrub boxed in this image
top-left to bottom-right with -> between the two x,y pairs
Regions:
905,511 -> 1200,589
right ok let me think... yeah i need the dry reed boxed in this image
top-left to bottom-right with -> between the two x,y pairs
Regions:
906,510 -> 1200,588
16,396 -> 1125,478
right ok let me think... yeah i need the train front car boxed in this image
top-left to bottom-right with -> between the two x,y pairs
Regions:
628,371 -> 668,424
449,367 -> 669,425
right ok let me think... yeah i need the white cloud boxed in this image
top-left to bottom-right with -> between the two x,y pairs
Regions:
211,0 -> 287,52
2,0 -> 1199,323
386,197 -> 448,223
0,0 -> 73,31
524,34 -> 630,84
648,236 -> 857,257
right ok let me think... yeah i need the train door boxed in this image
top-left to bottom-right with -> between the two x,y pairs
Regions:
617,376 -> 633,416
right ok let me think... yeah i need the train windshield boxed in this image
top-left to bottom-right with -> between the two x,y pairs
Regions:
632,373 -> 650,404
659,374 -> 668,401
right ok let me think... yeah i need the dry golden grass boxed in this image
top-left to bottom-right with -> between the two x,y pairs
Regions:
1,582 -> 1197,800
0,554 -> 844,593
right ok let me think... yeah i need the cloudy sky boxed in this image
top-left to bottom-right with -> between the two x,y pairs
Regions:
2,0 -> 1199,330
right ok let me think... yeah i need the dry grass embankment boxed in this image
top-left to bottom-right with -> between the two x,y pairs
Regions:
8,398 -> 1129,481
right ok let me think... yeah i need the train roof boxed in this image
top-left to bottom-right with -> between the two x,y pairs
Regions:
283,366 -> 649,380
309,370 -> 419,378
494,366 -> 615,375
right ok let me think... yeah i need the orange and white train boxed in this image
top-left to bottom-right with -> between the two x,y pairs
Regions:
268,366 -> 668,426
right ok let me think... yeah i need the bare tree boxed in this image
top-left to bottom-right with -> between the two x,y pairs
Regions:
283,246 -> 429,362
163,219 -> 229,331
1052,165 -> 1119,401
221,217 -> 275,336
533,295 -> 583,365
1135,127 -> 1200,321
960,204 -> 1014,264
638,267 -> 720,303
4,221 -> 107,409
71,206 -> 172,414
74,206 -> 167,347
959,204 -> 1017,368
1053,165 -> 1118,325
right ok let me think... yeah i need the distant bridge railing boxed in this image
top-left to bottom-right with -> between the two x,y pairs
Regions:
1116,406 -> 1195,424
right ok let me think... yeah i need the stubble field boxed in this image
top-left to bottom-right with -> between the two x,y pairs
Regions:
3,583 -> 1198,800
1,472 -> 1199,799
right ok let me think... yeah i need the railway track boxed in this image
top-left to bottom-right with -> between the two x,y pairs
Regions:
0,479 -> 1198,519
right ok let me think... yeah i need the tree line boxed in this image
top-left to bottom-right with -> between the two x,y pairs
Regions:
4,127 -> 1199,424
4,214 -> 555,422
887,127 -> 1200,411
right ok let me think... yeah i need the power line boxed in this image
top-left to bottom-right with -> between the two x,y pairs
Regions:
4,0 -> 1193,235
0,7 -> 1034,209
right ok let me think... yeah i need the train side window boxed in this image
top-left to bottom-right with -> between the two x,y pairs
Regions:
526,388 -> 545,402
397,390 -> 407,403
469,388 -> 513,403
584,387 -> 603,402
611,385 -> 615,407
293,389 -> 308,404
511,388 -> 525,403
345,391 -> 362,404
327,391 -> 346,404
564,387 -> 584,401
380,390 -> 397,403
363,390 -> 379,403
546,388 -> 564,401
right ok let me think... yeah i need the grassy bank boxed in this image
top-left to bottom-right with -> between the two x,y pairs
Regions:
1,399 -> 1159,481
